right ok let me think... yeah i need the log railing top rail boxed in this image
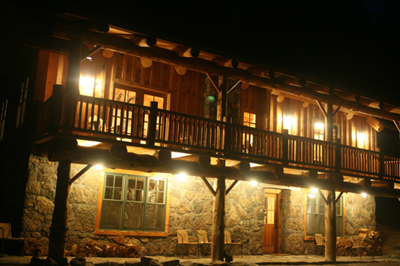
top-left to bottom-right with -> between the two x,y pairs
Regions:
34,93 -> 400,183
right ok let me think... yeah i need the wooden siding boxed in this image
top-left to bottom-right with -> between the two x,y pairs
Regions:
242,92 -> 380,151
113,53 -> 205,117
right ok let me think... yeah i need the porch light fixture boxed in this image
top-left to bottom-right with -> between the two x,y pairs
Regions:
314,122 -> 324,130
77,139 -> 101,147
176,173 -> 187,181
95,164 -> 104,170
250,180 -> 258,186
171,152 -> 190,159
308,188 -> 318,198
361,192 -> 367,198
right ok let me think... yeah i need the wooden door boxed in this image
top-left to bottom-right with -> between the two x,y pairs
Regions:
263,193 -> 278,253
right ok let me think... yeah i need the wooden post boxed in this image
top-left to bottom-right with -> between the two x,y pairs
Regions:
211,176 -> 226,262
282,129 -> 289,166
217,76 -> 227,121
65,38 -> 82,96
224,116 -> 231,155
324,102 -> 336,263
48,160 -> 72,262
335,138 -> 341,173
49,85 -> 65,134
147,101 -> 158,147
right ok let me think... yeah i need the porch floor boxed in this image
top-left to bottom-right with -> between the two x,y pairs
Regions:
1,254 -> 399,265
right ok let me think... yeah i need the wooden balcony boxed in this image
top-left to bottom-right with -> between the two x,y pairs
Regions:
34,92 -> 400,184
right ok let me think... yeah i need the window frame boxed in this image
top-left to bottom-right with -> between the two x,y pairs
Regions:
95,170 -> 170,237
303,191 -> 345,241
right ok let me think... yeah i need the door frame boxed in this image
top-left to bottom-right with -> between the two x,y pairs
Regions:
263,189 -> 282,253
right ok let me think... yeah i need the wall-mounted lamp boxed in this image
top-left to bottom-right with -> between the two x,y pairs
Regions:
95,164 -> 104,171
176,173 -> 187,181
250,180 -> 258,187
361,192 -> 367,198
308,188 -> 318,198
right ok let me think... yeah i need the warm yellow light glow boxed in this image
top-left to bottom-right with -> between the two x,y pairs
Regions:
283,115 -> 294,129
77,139 -> 101,147
176,173 -> 187,181
171,152 -> 190,158
314,122 -> 324,130
250,162 -> 263,167
79,76 -> 95,96
308,193 -> 316,198
311,188 -> 318,194
250,181 -> 258,187
361,192 -> 367,198
357,132 -> 366,147
95,164 -> 103,170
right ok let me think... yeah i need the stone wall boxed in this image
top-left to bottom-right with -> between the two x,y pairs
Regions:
281,189 -> 376,255
23,155 -> 377,257
23,155 -> 265,256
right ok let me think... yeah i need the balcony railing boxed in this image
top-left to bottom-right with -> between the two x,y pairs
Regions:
35,92 -> 400,182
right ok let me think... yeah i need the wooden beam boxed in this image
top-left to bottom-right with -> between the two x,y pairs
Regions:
50,26 -> 400,121
80,46 -> 103,62
174,47 -> 200,58
227,79 -> 241,94
140,57 -> 153,68
70,164 -> 93,183
201,177 -> 216,196
226,180 -> 239,195
174,65 -> 187,75
130,34 -> 157,47
176,155 -> 210,168
206,73 -> 220,93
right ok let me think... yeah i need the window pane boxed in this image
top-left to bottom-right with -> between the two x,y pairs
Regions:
267,210 -> 274,224
158,180 -> 165,191
105,187 -> 113,199
128,178 -> 136,189
136,190 -> 144,202
106,175 -> 114,186
114,88 -> 125,102
100,201 -> 122,229
148,191 -> 156,203
306,214 -> 316,235
115,175 -> 123,187
145,204 -> 165,230
149,179 -> 156,191
126,189 -> 135,201
317,214 -> 325,234
156,192 -> 164,203
113,188 -> 122,200
137,178 -> 144,189
126,91 -> 136,103
124,202 -> 143,230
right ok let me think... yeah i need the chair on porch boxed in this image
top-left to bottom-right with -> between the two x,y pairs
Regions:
314,234 -> 325,255
0,223 -> 25,257
351,229 -> 373,260
174,230 -> 199,258
224,230 -> 243,257
196,230 -> 211,257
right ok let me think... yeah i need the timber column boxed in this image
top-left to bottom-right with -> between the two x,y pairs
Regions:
48,160 -> 72,262
324,102 -> 336,262
211,175 -> 226,262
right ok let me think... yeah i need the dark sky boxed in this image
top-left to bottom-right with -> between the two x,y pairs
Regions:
1,0 -> 400,103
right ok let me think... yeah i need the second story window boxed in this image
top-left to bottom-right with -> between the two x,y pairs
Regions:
314,121 -> 325,140
243,112 -> 256,128
16,77 -> 29,129
0,99 -> 8,140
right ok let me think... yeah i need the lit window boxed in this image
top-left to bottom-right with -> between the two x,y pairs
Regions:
282,115 -> 296,134
314,122 -> 325,140
97,173 -> 168,234
243,112 -> 256,128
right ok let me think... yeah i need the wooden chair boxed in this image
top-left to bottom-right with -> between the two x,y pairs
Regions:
314,234 -> 325,255
224,230 -> 243,257
0,223 -> 25,257
175,230 -> 199,258
351,229 -> 372,260
196,230 -> 211,257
